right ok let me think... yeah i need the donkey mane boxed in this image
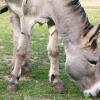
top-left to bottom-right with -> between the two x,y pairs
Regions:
67,0 -> 93,37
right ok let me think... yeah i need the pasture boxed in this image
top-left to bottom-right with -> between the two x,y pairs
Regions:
0,0 -> 100,100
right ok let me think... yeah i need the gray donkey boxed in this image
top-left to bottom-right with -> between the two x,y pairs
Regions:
0,0 -> 100,97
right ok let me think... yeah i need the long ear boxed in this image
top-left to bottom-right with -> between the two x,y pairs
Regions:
80,24 -> 100,48
86,24 -> 100,42
0,5 -> 8,14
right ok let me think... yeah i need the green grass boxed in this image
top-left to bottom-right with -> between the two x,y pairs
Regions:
0,5 -> 100,100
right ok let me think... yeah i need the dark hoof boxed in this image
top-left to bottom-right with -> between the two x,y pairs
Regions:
7,83 -> 17,92
53,79 -> 65,93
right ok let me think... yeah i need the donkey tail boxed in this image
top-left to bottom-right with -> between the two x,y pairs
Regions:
0,5 -> 8,14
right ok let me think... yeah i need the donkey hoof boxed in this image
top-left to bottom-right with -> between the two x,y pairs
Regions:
53,79 -> 65,93
7,83 -> 17,92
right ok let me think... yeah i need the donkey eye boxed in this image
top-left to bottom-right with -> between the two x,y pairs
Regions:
88,60 -> 97,65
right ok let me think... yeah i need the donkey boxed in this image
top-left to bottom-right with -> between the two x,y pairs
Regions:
1,0 -> 100,97
2,0 -> 65,93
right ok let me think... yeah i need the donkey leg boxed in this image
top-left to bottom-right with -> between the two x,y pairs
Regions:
8,14 -> 31,91
21,56 -> 30,73
47,23 -> 64,93
10,13 -> 30,74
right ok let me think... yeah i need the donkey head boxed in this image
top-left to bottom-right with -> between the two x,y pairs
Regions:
65,24 -> 100,97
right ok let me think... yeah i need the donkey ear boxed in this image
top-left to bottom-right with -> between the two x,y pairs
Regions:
86,24 -> 100,41
80,24 -> 100,48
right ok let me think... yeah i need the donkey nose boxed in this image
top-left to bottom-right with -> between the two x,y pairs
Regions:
96,89 -> 100,97
84,82 -> 100,97
84,89 -> 100,97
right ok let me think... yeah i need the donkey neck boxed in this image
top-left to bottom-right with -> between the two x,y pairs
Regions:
51,0 -> 93,45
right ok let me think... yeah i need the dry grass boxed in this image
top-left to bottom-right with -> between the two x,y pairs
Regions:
81,0 -> 100,7
0,1 -> 5,6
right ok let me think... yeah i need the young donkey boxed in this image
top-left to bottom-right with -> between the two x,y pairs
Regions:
2,0 -> 100,97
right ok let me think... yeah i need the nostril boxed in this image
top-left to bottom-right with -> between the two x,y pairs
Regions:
89,93 -> 93,98
98,91 -> 100,97
96,90 -> 100,97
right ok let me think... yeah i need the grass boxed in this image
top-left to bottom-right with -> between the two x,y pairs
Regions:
0,2 -> 100,100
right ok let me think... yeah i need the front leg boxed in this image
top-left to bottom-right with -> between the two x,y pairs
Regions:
8,14 -> 31,91
10,13 -> 30,74
47,21 -> 64,93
